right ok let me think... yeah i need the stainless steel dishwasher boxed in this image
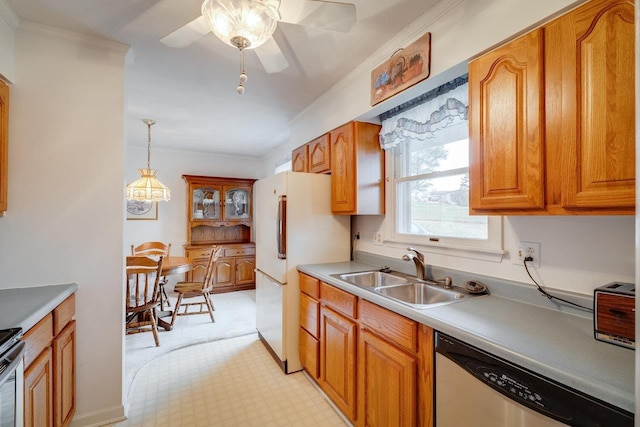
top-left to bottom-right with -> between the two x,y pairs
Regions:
435,332 -> 633,427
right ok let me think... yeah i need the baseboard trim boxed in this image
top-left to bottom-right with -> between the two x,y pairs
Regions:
69,404 -> 125,427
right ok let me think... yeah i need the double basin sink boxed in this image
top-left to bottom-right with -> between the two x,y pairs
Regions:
332,270 -> 482,309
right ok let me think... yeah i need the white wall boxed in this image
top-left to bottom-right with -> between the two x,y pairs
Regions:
0,0 -> 17,82
125,146 -> 263,262
0,22 -> 130,426
266,0 -> 635,297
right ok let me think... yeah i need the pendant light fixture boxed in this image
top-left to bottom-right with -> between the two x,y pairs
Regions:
201,0 -> 279,93
126,119 -> 171,202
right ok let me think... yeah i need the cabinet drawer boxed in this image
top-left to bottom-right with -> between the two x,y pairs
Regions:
321,282 -> 357,319
300,293 -> 320,338
23,313 -> 54,368
299,328 -> 319,379
595,293 -> 635,340
186,248 -> 211,259
224,247 -> 256,257
300,273 -> 320,299
53,294 -> 75,336
360,299 -> 418,353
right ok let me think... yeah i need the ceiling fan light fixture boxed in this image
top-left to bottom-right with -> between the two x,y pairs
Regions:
202,0 -> 279,50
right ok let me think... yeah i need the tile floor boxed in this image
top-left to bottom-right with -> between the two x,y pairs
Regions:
117,333 -> 349,427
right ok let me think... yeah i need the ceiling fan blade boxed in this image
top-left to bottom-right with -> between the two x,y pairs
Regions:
160,15 -> 210,48
254,37 -> 289,73
279,0 -> 356,33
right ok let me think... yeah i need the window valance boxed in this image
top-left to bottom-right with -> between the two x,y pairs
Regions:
379,75 -> 469,150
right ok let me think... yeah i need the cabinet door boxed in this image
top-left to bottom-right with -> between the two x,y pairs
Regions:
550,0 -> 635,209
235,257 -> 255,286
24,347 -> 53,427
320,306 -> 357,421
0,80 -> 8,214
469,29 -> 545,211
214,258 -> 234,289
309,134 -> 331,173
223,185 -> 251,221
292,144 -> 309,172
187,257 -> 209,283
358,329 -> 417,427
330,123 -> 357,214
54,321 -> 75,427
191,184 -> 221,220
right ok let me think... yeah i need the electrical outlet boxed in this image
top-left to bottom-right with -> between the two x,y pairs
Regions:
513,241 -> 541,268
373,232 -> 383,246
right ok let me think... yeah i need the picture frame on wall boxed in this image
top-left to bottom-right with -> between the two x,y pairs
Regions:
126,200 -> 158,220
371,32 -> 431,106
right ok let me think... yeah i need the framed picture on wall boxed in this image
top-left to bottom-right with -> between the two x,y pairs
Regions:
126,200 -> 158,220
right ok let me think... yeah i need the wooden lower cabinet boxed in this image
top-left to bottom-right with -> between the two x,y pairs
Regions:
23,294 -> 76,427
320,306 -> 357,422
358,329 -> 417,427
299,273 -> 434,427
54,321 -> 76,427
185,243 -> 255,293
299,328 -> 320,380
24,347 -> 53,427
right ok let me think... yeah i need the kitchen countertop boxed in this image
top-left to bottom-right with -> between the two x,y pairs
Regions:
0,283 -> 78,332
298,261 -> 635,414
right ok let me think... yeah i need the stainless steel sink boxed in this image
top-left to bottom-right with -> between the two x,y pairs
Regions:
373,282 -> 465,308
337,271 -> 409,287
333,269 -> 483,309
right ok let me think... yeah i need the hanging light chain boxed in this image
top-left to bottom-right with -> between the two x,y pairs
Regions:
143,118 -> 156,169
234,37 -> 249,94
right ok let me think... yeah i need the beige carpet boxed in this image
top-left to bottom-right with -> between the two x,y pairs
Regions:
124,289 -> 256,399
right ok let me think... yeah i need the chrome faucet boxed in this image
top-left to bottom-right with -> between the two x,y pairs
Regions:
402,247 -> 426,280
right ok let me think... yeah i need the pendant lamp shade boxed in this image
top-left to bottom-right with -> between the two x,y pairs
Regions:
126,119 -> 171,202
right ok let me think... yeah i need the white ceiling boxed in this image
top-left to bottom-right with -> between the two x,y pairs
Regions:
7,0 -> 440,157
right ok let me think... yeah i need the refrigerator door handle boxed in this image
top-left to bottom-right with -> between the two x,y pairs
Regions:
277,195 -> 287,259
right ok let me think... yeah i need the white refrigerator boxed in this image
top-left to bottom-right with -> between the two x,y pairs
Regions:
254,172 -> 351,373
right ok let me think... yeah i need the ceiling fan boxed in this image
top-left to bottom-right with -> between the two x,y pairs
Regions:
160,0 -> 357,93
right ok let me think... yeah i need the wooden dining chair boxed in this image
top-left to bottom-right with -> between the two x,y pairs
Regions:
125,255 -> 164,347
171,246 -> 222,325
131,241 -> 171,310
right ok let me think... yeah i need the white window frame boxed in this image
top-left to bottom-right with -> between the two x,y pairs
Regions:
383,149 -> 505,263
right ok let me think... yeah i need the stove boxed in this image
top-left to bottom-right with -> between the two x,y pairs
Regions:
0,328 -> 22,359
0,327 -> 25,427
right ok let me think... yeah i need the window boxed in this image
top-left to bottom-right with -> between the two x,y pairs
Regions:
381,76 -> 502,259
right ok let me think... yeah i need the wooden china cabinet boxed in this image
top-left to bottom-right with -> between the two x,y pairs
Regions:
182,175 -> 257,293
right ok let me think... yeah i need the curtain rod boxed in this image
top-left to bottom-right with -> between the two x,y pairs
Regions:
378,74 -> 468,122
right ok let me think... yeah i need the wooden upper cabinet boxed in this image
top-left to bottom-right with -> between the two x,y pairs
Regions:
330,121 -> 384,215
0,80 -> 8,215
470,0 -> 635,215
549,0 -> 635,210
308,134 -> 331,173
292,144 -> 308,172
469,29 -> 545,211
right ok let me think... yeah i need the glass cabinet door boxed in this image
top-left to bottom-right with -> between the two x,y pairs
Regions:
193,186 -> 220,220
224,187 -> 250,220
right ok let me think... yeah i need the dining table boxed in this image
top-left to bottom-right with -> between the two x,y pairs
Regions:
156,256 -> 193,331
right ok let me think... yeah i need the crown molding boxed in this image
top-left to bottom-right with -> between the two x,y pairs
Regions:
17,20 -> 130,56
0,0 -> 20,30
